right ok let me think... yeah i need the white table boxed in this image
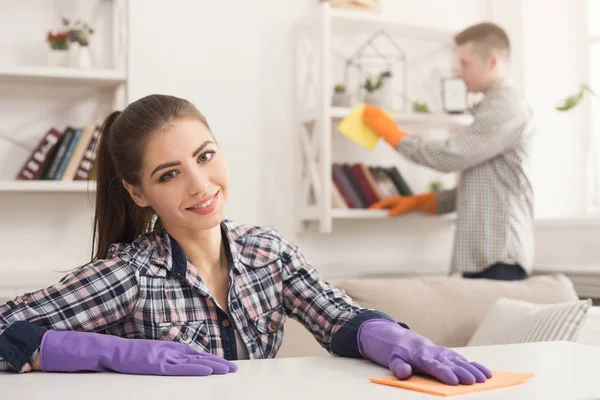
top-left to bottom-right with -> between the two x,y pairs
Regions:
1,341 -> 599,399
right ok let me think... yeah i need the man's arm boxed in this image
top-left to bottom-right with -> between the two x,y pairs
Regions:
363,100 -> 532,173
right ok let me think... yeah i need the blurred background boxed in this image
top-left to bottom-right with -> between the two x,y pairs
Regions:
0,0 -> 598,298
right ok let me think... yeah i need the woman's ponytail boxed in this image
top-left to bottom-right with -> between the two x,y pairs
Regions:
92,111 -> 153,260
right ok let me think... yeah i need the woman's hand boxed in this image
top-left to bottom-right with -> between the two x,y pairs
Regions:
358,319 -> 492,385
40,329 -> 238,376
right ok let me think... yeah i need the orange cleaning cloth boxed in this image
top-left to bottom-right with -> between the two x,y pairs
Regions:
369,370 -> 534,397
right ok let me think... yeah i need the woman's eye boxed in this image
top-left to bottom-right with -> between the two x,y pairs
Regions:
159,170 -> 177,182
198,151 -> 215,163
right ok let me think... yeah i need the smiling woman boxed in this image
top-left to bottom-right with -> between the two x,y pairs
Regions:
0,94 -> 491,387
92,97 -> 228,262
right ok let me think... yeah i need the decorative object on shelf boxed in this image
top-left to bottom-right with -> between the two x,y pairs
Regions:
556,83 -> 598,111
412,101 -> 430,113
319,0 -> 380,12
12,123 -> 101,182
332,83 -> 351,107
429,180 -> 442,193
45,17 -> 94,69
15,128 -> 63,180
362,70 -> 392,107
332,162 -> 412,209
441,77 -> 468,114
46,29 -> 70,67
345,30 -> 407,111
66,18 -> 95,69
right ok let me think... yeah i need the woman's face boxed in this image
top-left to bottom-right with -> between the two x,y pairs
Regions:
125,118 -> 229,233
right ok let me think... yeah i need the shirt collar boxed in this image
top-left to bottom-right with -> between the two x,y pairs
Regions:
152,219 -> 245,277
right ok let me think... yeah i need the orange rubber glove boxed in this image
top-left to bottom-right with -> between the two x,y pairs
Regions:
370,192 -> 438,217
363,105 -> 408,147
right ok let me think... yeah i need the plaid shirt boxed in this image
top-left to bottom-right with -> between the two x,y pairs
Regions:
0,220 -> 396,373
397,79 -> 535,274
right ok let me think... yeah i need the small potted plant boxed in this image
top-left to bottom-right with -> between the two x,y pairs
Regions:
363,70 -> 392,107
331,83 -> 351,107
413,101 -> 430,113
429,180 -> 443,193
63,18 -> 94,69
46,29 -> 70,67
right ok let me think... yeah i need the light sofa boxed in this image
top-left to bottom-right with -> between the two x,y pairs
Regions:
277,273 -> 600,358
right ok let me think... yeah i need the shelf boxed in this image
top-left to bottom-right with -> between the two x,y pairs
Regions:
331,208 -> 457,221
0,66 -> 127,87
332,209 -> 600,226
332,208 -> 388,219
328,9 -> 456,41
331,107 -> 473,129
0,180 -> 97,192
298,4 -> 456,41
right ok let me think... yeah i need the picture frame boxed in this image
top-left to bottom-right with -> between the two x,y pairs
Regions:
441,77 -> 468,114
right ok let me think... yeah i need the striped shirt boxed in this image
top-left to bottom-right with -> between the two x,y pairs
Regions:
396,79 -> 535,274
0,220 -> 399,373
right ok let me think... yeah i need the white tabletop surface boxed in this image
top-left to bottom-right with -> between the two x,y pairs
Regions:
1,341 -> 599,399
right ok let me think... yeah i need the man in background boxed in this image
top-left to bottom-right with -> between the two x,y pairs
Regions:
363,22 -> 535,281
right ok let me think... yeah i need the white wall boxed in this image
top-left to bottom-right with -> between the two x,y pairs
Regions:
1,0 -> 599,297
522,0 -> 589,218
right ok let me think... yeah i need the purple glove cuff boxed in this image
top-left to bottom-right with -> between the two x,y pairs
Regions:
357,319 -> 409,367
357,319 -> 396,356
40,330 -> 115,372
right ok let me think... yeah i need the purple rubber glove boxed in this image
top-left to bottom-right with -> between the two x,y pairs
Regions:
40,330 -> 238,376
358,320 -> 492,385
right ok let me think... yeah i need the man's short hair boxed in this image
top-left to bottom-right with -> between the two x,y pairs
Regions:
454,22 -> 510,60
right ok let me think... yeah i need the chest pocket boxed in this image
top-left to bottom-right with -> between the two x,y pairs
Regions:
236,240 -> 286,318
249,307 -> 286,358
158,320 -> 211,353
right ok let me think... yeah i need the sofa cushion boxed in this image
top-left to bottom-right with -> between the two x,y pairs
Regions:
576,306 -> 600,346
331,274 -> 579,348
467,297 -> 591,346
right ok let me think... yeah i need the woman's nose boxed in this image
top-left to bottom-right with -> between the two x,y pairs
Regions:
187,168 -> 210,196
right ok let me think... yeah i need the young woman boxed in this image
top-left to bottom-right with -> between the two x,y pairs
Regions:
0,95 -> 491,385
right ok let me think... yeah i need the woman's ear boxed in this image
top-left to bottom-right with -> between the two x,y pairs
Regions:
122,180 -> 151,208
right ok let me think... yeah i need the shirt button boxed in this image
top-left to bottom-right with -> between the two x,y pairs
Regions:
20,295 -> 28,301
268,321 -> 278,332
222,319 -> 230,328
181,333 -> 189,341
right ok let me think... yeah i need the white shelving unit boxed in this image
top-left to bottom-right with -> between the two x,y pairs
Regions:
0,180 -> 97,192
293,3 -> 469,233
0,66 -> 126,87
0,0 -> 128,194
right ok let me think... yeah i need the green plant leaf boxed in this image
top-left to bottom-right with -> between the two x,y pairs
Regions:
556,84 -> 597,111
